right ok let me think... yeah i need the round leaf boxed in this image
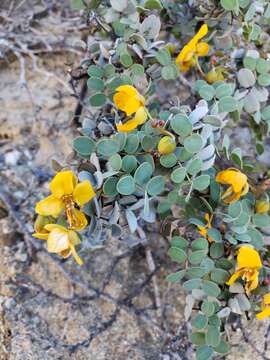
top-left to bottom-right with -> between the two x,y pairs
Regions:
116,175 -> 136,195
184,134 -> 203,153
73,136 -> 95,156
146,176 -> 165,196
97,139 -> 120,156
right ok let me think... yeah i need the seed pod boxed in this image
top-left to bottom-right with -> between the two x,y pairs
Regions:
255,200 -> 270,214
158,136 -> 176,155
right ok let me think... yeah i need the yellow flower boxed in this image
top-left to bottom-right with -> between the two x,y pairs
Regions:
216,168 -> 249,204
158,136 -> 176,155
33,224 -> 83,265
35,170 -> 95,231
175,24 -> 209,72
227,246 -> 262,294
196,213 -> 214,243
256,293 -> 270,320
256,200 -> 270,214
113,85 -> 148,132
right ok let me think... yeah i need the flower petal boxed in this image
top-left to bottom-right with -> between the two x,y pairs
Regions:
47,228 -> 69,253
73,181 -> 96,207
115,85 -> 139,97
70,209 -> 88,231
256,307 -> 270,320
194,24 -> 208,42
196,42 -> 209,57
237,246 -> 262,269
116,118 -> 141,132
134,107 -> 148,125
50,171 -> 77,198
69,244 -> 83,265
35,195 -> 64,217
32,232 -> 49,240
226,269 -> 245,286
264,293 -> 270,305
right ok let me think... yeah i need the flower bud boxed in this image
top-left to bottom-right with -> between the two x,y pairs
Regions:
206,68 -> 224,84
158,136 -> 176,155
256,200 -> 270,214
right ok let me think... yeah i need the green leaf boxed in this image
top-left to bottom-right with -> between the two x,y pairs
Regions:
193,175 -> 210,191
192,314 -> 208,330
207,228 -> 222,243
187,267 -> 207,278
183,279 -> 202,291
199,85 -> 215,101
187,159 -> 203,176
122,155 -> 137,173
88,65 -> 104,78
191,238 -> 209,251
258,74 -> 270,87
189,250 -> 208,265
243,56 -> 257,71
103,177 -> 118,197
104,64 -> 116,78
89,93 -> 107,107
211,268 -> 229,284
120,54 -> 133,68
220,0 -> 239,11
218,96 -> 238,113
87,77 -> 105,91
253,214 -> 270,228
161,64 -> 179,80
73,136 -> 95,156
146,176 -> 165,196
124,134 -> 140,154
144,0 -> 163,9
213,340 -> 230,354
215,83 -> 234,99
202,280 -> 221,297
210,243 -> 224,258
70,0 -> 86,10
97,138 -> 120,156
160,154 -> 177,168
166,270 -> 186,282
256,59 -> 270,74
134,162 -> 153,185
116,175 -> 136,195
201,301 -> 215,317
196,345 -> 213,360
168,247 -> 187,264
237,68 -> 256,88
109,154 -> 122,171
155,48 -> 171,66
171,236 -> 188,250
171,114 -> 192,137
171,167 -> 187,184
206,326 -> 220,347
184,134 -> 203,153
191,333 -> 206,346
130,64 -> 144,76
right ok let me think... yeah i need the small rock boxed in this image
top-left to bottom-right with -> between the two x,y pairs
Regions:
4,298 -> 16,310
4,150 -> 21,166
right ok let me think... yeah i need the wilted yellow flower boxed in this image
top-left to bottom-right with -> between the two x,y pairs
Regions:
158,136 -> 176,155
113,85 -> 148,132
196,213 -> 213,243
216,168 -> 249,204
175,24 -> 209,72
227,246 -> 262,294
33,224 -> 83,265
206,67 -> 225,84
256,293 -> 270,320
256,200 -> 270,214
35,170 -> 95,231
